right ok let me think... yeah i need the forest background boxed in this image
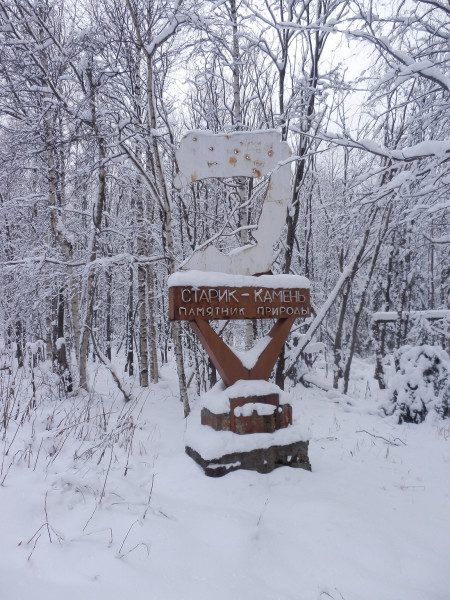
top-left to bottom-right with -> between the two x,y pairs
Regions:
0,0 -> 449,409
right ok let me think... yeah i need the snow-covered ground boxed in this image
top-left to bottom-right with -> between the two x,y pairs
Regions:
1,357 -> 449,600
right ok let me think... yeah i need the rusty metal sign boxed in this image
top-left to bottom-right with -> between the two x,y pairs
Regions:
174,130 -> 292,276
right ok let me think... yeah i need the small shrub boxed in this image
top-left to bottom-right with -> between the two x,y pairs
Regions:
385,345 -> 450,424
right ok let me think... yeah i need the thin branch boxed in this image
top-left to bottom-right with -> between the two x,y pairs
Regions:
356,430 -> 406,446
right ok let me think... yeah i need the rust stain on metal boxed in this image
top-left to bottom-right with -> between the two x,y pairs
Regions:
208,162 -> 218,168
229,156 -> 237,165
245,154 -> 251,160
252,168 -> 261,177
191,173 -> 197,182
268,148 -> 274,157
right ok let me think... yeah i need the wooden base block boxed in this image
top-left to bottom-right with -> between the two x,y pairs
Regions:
185,439 -> 311,477
201,390 -> 292,434
201,403 -> 292,434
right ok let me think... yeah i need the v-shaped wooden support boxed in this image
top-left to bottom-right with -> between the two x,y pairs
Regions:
190,317 -> 295,387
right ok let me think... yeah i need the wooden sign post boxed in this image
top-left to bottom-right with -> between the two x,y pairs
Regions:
169,272 -> 312,476
170,131 -> 311,476
169,275 -> 310,386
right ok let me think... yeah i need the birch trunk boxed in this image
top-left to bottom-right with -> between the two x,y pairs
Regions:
125,0 -> 189,414
230,0 -> 253,350
125,266 -> 134,376
147,264 -> 159,383
134,51 -> 150,387
40,14 -> 75,378
137,263 -> 149,386
374,243 -> 394,388
342,206 -> 391,394
333,281 -> 350,389
105,267 -> 112,361
79,62 -> 107,390
284,209 -> 379,379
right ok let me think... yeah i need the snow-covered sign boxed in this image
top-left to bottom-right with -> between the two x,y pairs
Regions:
172,130 -> 312,475
168,271 -> 311,321
174,130 -> 292,276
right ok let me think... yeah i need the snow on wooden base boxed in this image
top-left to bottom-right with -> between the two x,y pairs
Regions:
199,381 -> 293,434
185,439 -> 311,478
200,380 -> 290,414
201,402 -> 293,435
185,408 -> 311,477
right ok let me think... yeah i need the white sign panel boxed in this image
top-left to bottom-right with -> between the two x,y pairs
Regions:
174,130 -> 292,276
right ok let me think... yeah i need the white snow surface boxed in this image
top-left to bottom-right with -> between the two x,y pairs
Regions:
1,356 -> 450,600
55,337 -> 66,350
234,402 -> 277,417
372,309 -> 450,322
168,270 -> 310,289
304,341 -> 326,354
233,335 -> 272,370
200,379 -> 289,414
185,411 -> 309,458
26,339 -> 45,355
